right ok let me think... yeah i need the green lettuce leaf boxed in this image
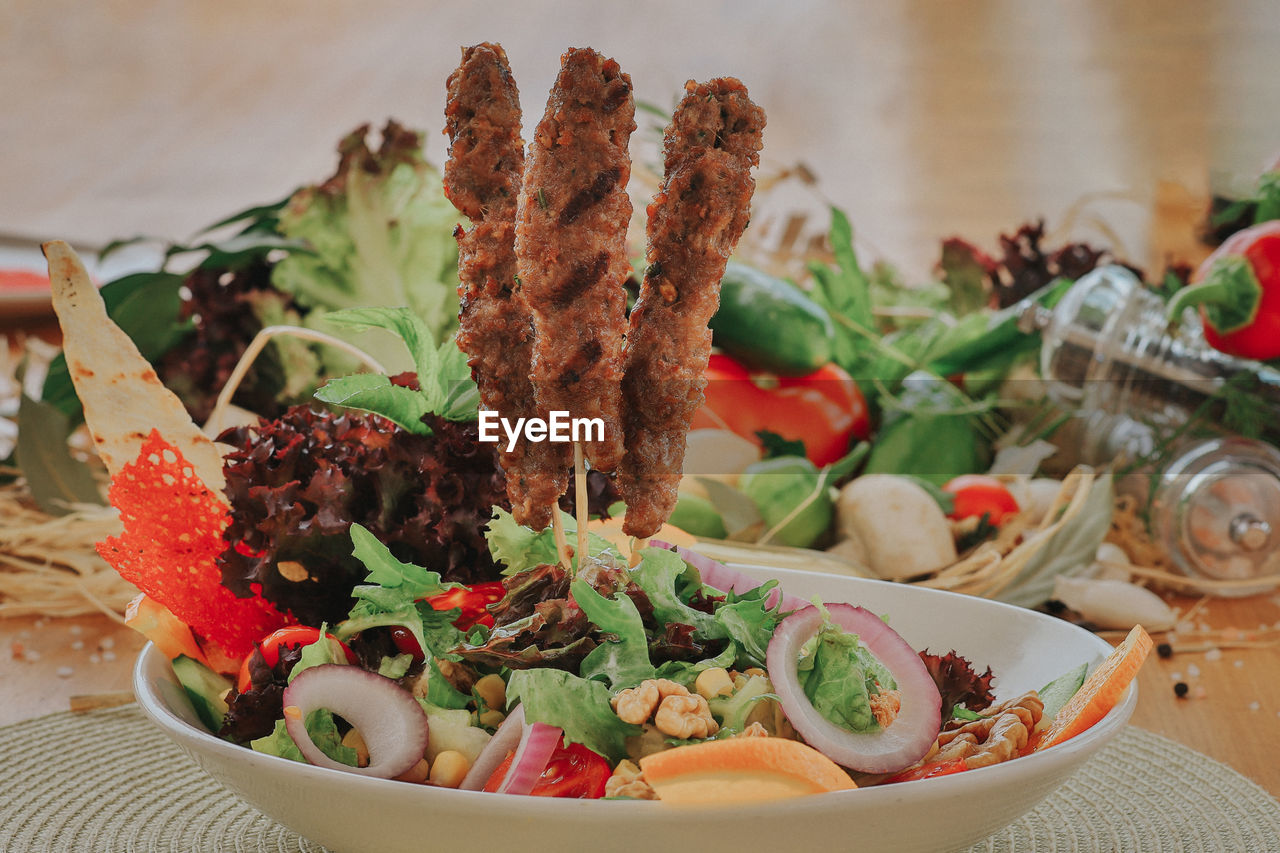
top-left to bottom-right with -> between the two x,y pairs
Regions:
796,623 -> 878,733
793,608 -> 895,735
313,374 -> 433,434
713,583 -> 784,669
629,547 -> 724,640
485,508 -> 619,575
250,709 -> 357,766
337,524 -> 465,681
288,624 -> 341,682
271,123 -> 461,373
572,579 -> 655,689
507,668 -> 639,762
377,653 -> 414,679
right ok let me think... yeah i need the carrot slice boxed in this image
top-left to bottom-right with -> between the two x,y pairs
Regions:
1034,625 -> 1152,751
638,737 -> 856,803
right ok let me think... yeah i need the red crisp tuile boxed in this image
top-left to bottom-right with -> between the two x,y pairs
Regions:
97,430 -> 287,658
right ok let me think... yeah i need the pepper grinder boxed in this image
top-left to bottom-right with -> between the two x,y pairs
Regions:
1019,265 -> 1280,593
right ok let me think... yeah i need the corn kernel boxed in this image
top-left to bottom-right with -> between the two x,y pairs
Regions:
694,667 -> 734,700
429,750 -> 471,788
474,673 -> 507,711
478,708 -> 506,729
395,757 -> 431,784
341,728 -> 370,767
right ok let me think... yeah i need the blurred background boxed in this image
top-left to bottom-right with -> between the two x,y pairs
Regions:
6,0 -> 1280,279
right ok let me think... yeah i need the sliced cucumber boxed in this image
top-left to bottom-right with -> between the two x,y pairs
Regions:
171,655 -> 232,733
1037,662 -> 1088,728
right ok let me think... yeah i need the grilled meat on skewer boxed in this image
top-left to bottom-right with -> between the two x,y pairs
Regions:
619,78 -> 765,538
515,48 -> 636,481
444,42 -> 560,529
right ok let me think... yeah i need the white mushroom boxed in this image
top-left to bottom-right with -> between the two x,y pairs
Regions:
835,475 -> 957,580
1052,576 -> 1176,631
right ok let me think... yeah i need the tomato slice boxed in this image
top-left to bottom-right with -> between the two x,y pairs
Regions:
941,474 -> 1020,525
482,740 -> 611,798
693,354 -> 869,467
482,751 -> 515,793
883,757 -> 968,784
389,626 -> 425,659
235,626 -> 357,694
424,581 -> 507,630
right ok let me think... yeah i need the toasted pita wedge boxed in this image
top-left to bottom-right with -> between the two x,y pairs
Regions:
43,240 -> 227,498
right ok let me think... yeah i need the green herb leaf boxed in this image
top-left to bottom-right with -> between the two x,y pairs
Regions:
313,374 -> 432,434
326,307 -> 443,405
349,523 -> 452,599
15,394 -> 103,514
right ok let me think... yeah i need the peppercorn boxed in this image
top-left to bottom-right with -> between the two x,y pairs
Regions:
1157,642 -> 1173,659
1174,681 -> 1189,698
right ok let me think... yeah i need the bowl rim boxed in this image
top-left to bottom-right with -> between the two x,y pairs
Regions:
133,568 -> 1138,818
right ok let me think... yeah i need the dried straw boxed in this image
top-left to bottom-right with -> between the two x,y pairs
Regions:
0,483 -> 133,621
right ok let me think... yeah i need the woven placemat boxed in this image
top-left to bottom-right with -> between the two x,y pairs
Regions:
1,706 -> 1277,852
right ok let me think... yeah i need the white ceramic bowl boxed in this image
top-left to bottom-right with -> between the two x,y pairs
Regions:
134,566 -> 1137,853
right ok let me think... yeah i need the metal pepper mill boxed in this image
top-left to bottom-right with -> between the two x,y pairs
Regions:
1018,265 -> 1280,593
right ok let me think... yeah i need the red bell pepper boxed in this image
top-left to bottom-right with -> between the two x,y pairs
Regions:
941,475 -> 1020,525
1168,221 -> 1280,361
691,353 -> 870,467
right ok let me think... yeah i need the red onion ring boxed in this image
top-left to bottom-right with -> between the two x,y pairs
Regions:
459,705 -> 526,791
649,540 -> 808,612
766,604 -> 941,774
495,720 -> 562,795
281,664 -> 428,779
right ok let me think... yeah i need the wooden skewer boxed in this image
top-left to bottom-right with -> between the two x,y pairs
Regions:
573,443 -> 588,570
551,507 -> 572,573
70,692 -> 135,713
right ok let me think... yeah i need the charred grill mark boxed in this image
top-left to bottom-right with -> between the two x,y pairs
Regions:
558,168 -> 620,226
601,78 -> 631,113
546,251 -> 609,305
558,339 -> 604,388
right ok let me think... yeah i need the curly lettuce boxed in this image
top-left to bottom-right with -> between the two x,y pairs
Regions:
272,121 -> 461,373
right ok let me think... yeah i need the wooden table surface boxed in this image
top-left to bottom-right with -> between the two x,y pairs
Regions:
2,590 -> 1278,798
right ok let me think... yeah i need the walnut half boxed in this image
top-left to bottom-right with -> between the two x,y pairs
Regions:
933,691 -> 1045,770
604,759 -> 657,800
654,693 -> 720,739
